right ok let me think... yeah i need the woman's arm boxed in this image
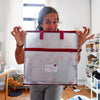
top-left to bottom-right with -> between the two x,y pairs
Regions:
15,44 -> 24,64
77,26 -> 94,63
11,26 -> 26,64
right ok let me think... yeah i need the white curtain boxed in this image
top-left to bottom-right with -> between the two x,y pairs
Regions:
5,0 -> 24,74
4,0 -> 52,74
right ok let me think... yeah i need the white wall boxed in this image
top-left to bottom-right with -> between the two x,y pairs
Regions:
0,0 -> 8,31
91,0 -> 100,34
49,0 -> 91,84
0,0 -> 9,61
0,0 -> 24,74
49,0 -> 90,30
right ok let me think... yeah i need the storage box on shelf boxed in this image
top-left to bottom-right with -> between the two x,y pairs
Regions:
85,34 -> 100,100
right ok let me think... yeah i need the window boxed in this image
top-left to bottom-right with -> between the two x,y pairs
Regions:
23,0 -> 46,30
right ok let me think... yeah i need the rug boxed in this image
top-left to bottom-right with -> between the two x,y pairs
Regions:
8,91 -> 22,97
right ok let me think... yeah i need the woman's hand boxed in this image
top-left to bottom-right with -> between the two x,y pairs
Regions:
11,26 -> 26,47
76,26 -> 94,51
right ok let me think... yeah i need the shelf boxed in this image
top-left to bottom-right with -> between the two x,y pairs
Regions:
91,98 -> 97,100
86,51 -> 99,53
86,35 -> 100,100
87,64 -> 99,67
91,77 -> 100,100
91,87 -> 100,93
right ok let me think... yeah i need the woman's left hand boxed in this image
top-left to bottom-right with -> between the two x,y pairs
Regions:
76,26 -> 94,51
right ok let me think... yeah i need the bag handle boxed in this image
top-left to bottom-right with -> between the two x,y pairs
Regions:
40,31 -> 44,39
40,31 -> 64,40
60,31 -> 64,39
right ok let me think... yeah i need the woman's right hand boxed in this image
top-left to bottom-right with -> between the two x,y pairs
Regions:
11,26 -> 26,46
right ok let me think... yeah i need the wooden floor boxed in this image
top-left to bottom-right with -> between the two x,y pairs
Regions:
0,85 -> 96,100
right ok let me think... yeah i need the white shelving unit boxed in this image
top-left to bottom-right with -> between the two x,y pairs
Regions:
85,34 -> 100,100
91,76 -> 100,100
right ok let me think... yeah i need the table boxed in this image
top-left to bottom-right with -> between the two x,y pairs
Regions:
0,69 -> 14,100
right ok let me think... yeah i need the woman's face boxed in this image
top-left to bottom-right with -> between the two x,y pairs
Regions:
40,13 -> 58,31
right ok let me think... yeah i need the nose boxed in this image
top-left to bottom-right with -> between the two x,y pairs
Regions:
49,23 -> 56,31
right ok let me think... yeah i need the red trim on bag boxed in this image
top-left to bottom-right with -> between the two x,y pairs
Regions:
40,31 -> 44,39
24,48 -> 78,52
23,83 -> 77,86
60,31 -> 64,39
26,30 -> 76,33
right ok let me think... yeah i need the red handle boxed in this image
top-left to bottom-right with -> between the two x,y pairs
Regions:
40,31 -> 44,39
60,31 -> 64,39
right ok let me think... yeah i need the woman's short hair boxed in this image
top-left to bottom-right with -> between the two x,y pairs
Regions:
36,6 -> 59,30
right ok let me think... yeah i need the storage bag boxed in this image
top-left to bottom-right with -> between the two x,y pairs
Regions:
23,31 -> 78,85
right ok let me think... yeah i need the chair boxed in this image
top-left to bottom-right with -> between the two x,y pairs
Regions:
8,75 -> 27,92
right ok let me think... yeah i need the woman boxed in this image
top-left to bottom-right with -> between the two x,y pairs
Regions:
11,6 -> 94,100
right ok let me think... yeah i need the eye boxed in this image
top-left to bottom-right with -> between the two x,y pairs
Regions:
54,21 -> 57,24
46,21 -> 50,24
